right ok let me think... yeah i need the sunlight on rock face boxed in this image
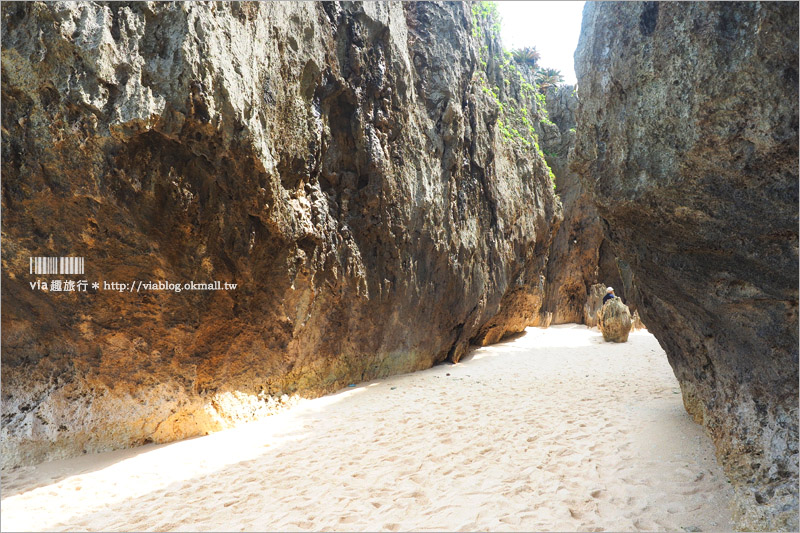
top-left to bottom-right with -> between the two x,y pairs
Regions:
1,0 -> 561,470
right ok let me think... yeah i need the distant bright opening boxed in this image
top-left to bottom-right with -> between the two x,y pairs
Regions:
495,1 -> 585,85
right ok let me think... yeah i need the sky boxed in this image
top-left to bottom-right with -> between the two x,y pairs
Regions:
495,1 -> 586,85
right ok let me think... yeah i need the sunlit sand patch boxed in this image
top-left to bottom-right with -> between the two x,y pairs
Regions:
1,325 -> 734,532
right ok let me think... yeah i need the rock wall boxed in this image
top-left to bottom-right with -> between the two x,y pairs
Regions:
1,2 -> 559,468
539,86 -> 605,324
540,85 -> 633,324
573,2 -> 798,529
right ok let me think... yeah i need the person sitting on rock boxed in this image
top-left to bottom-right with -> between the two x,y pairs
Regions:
603,286 -> 617,305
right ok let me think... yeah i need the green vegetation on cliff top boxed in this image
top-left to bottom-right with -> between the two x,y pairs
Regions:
471,1 -> 557,190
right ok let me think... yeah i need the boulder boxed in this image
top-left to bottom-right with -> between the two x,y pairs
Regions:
599,298 -> 632,343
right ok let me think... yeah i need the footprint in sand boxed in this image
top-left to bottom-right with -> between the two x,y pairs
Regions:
499,515 -> 522,526
569,507 -> 584,519
503,484 -> 530,497
632,518 -> 654,531
408,490 -> 428,502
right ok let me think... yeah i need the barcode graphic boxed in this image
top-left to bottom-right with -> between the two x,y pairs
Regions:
29,257 -> 85,275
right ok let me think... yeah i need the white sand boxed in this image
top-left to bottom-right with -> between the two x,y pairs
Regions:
1,325 -> 734,532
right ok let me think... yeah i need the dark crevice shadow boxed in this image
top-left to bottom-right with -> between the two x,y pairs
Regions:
459,329 -> 531,363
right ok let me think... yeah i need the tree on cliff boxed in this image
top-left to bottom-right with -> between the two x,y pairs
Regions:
535,67 -> 565,92
511,46 -> 541,68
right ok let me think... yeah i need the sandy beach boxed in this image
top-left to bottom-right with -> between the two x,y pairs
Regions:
1,325 -> 734,532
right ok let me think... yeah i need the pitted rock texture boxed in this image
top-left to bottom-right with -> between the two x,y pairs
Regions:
598,298 -> 631,343
583,283 -> 607,328
573,2 -> 798,529
539,85 -> 605,324
631,310 -> 644,331
1,2 -> 559,468
539,86 -> 635,325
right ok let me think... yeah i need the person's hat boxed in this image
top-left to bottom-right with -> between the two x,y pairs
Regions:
607,287 -> 614,292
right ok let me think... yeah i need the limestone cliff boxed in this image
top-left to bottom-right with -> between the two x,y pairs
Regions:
573,2 -> 798,529
539,85 -> 604,324
1,2 -> 559,467
539,85 -> 634,325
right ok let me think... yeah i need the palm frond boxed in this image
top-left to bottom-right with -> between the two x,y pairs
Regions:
511,46 -> 541,67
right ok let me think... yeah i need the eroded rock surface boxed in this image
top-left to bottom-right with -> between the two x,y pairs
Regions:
540,86 -> 634,325
1,2 -> 559,467
539,86 -> 605,325
573,2 -> 798,529
583,283 -> 607,328
599,298 -> 631,343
